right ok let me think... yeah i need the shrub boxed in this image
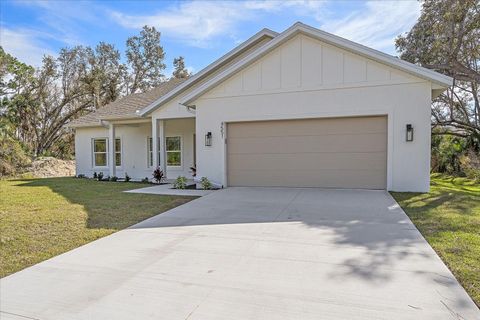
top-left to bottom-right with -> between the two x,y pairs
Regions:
0,137 -> 31,177
152,167 -> 164,183
431,134 -> 466,174
93,172 -> 97,179
97,172 -> 104,181
200,177 -> 212,190
125,173 -> 131,182
110,176 -> 118,182
77,174 -> 86,178
460,150 -> 480,181
173,176 -> 188,189
141,177 -> 150,183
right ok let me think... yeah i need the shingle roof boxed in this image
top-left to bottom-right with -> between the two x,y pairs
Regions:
68,78 -> 186,127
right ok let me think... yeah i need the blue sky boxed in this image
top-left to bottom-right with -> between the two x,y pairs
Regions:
1,0 -> 421,76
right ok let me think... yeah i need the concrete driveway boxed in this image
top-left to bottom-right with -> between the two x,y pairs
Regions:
1,188 -> 478,319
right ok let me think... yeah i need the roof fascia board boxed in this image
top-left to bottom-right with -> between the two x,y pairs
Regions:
181,23 -> 453,105
138,28 -> 278,116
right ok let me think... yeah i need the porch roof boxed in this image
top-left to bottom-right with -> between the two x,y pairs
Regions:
67,78 -> 186,128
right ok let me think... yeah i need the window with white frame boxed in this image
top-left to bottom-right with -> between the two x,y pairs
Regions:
147,137 -> 153,167
166,136 -> 181,167
115,138 -> 121,166
93,138 -> 107,167
147,137 -> 161,167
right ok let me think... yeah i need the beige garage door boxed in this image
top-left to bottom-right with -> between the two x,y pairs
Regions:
227,116 -> 387,189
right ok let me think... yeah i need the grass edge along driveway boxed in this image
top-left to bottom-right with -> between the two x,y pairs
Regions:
391,174 -> 480,308
0,177 -> 194,277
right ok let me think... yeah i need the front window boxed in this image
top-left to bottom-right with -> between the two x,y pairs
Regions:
93,138 -> 107,167
147,138 -> 153,167
166,136 -> 181,167
115,138 -> 121,166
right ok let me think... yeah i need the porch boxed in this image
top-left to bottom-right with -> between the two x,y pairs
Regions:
98,117 -> 196,181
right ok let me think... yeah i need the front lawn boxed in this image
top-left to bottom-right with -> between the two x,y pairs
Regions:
391,174 -> 480,307
0,177 -> 194,277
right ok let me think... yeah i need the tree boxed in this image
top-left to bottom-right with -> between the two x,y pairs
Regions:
396,0 -> 480,145
81,42 -> 125,109
125,26 -> 166,94
0,25 -> 178,161
172,56 -> 191,79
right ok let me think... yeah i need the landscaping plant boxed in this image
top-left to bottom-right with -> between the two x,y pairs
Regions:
173,176 -> 187,189
97,172 -> 103,181
125,173 -> 131,182
200,177 -> 212,190
152,167 -> 164,184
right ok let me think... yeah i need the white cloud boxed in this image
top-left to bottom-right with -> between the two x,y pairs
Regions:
111,1 -> 251,47
110,1 -> 328,47
13,0 -> 107,46
0,27 -> 55,66
320,1 -> 421,54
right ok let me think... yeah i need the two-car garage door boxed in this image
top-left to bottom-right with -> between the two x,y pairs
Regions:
227,116 -> 387,189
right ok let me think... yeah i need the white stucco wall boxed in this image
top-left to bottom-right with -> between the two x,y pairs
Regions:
74,118 -> 196,180
193,34 -> 434,192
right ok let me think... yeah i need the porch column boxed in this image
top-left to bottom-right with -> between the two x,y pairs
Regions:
158,120 -> 166,175
108,123 -> 116,177
152,119 -> 159,169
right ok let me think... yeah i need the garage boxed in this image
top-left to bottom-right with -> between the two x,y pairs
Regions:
227,116 -> 387,189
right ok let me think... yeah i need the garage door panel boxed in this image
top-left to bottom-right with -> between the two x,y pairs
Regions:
228,116 -> 387,138
228,133 -> 387,154
228,152 -> 387,171
228,169 -> 386,189
227,116 -> 387,189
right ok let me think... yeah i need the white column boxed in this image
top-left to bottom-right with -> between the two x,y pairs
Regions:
152,119 -> 159,169
158,120 -> 166,176
108,123 -> 116,177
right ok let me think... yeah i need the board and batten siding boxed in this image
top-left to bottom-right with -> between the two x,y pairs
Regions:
203,34 -> 418,98
194,33 -> 432,192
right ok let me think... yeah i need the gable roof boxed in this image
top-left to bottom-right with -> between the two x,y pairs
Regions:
67,78 -> 186,128
180,22 -> 453,106
137,28 -> 278,116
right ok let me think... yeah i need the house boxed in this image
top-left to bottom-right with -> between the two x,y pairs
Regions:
68,22 -> 452,192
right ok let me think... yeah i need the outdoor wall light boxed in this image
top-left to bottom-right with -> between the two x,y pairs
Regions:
406,124 -> 414,142
205,132 -> 212,146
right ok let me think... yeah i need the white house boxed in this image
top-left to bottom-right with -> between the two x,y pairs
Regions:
69,22 -> 452,192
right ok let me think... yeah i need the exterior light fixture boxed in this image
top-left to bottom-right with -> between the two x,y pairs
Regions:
205,132 -> 212,146
406,124 -> 414,142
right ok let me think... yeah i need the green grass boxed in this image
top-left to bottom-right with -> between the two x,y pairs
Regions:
0,177 -> 194,277
391,174 -> 480,307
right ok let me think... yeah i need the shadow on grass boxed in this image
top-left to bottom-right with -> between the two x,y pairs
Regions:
14,177 -> 194,230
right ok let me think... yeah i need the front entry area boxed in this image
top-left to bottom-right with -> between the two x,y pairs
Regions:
227,116 -> 387,189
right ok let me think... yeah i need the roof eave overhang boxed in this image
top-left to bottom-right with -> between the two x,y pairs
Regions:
137,28 -> 278,117
65,121 -> 102,129
180,22 -> 453,106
